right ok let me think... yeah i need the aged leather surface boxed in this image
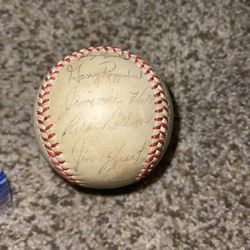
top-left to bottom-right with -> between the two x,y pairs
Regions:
34,50 -> 173,188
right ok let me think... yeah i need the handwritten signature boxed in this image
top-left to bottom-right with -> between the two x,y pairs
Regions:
61,107 -> 153,137
67,60 -> 142,86
57,86 -> 122,121
72,138 -> 96,172
71,137 -> 147,173
80,52 -> 121,61
101,108 -> 153,129
98,142 -> 147,175
129,86 -> 153,104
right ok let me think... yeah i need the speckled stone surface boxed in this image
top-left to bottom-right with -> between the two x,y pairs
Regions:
0,1 -> 249,249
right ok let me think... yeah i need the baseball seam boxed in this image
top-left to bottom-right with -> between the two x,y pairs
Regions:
35,46 -> 170,184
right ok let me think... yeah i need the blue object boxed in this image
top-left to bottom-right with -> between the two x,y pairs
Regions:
0,170 -> 11,210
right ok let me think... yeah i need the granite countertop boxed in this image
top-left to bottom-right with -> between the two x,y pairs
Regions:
0,1 -> 249,249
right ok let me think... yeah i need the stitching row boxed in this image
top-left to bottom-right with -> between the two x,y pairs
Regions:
36,70 -> 79,184
35,46 -> 170,184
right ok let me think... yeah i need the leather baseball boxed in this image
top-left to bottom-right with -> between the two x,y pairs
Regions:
34,46 -> 173,189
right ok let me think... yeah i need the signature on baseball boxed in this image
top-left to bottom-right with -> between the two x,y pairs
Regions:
57,56 -> 153,121
61,108 -> 153,137
67,60 -> 142,86
55,54 -> 155,175
72,138 -> 147,173
57,85 -> 153,121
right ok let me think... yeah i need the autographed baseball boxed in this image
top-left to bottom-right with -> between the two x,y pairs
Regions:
34,46 -> 173,188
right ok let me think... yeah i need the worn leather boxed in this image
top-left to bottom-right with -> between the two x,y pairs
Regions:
34,49 -> 173,188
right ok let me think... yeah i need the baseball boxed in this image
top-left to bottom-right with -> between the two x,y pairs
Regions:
34,46 -> 173,188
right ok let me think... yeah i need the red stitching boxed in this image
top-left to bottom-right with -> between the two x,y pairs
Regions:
64,57 -> 71,63
145,155 -> 160,163
148,76 -> 156,82
44,143 -> 59,151
76,50 -> 84,54
145,68 -> 153,74
150,140 -> 164,147
151,131 -> 166,139
39,126 -> 53,133
147,147 -> 161,155
154,99 -> 168,105
51,159 -> 66,165
44,144 -> 53,150
36,46 -> 170,185
49,70 -> 59,75
58,171 -> 74,177
47,150 -> 63,157
41,136 -> 49,142
39,91 -> 50,98
36,55 -> 81,184
37,99 -> 49,106
151,83 -> 159,89
155,107 -> 169,113
55,63 -> 64,68
43,115 -> 51,121
154,90 -> 165,97
41,133 -> 56,142
153,124 -> 168,130
154,115 -> 168,122
51,142 -> 59,148
41,83 -> 52,90
37,107 -> 49,115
